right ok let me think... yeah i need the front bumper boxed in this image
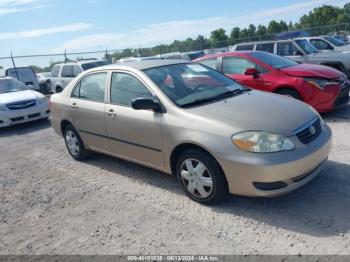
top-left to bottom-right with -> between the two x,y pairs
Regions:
0,102 -> 50,128
215,123 -> 332,197
307,84 -> 349,113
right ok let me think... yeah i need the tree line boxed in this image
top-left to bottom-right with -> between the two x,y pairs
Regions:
111,3 -> 350,60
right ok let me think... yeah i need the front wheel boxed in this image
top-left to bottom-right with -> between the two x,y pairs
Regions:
276,88 -> 302,100
176,149 -> 228,205
64,124 -> 90,161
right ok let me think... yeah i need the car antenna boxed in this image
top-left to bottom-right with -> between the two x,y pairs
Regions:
10,51 -> 20,80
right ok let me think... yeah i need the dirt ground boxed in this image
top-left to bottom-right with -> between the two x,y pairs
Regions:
0,106 -> 349,255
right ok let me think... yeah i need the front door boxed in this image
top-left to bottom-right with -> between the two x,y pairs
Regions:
105,71 -> 163,168
221,56 -> 270,91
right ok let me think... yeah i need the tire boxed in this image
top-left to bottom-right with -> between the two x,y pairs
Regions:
55,86 -> 63,93
64,124 -> 91,161
176,149 -> 228,205
276,88 -> 302,101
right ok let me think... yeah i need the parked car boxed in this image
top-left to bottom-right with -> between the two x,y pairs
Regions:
51,60 -> 110,93
195,51 -> 350,112
229,39 -> 350,77
36,72 -> 52,94
333,35 -> 349,43
50,60 -> 332,204
1,67 -> 41,92
296,36 -> 350,52
0,77 -> 50,127
275,30 -> 310,40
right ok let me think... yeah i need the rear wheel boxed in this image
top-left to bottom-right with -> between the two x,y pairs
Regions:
176,149 -> 228,205
64,124 -> 90,161
276,88 -> 302,100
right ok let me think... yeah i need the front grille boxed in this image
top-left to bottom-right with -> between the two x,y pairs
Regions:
334,86 -> 350,107
295,117 -> 322,145
6,100 -> 36,110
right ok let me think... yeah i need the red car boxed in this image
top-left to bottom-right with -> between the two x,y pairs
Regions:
195,51 -> 350,112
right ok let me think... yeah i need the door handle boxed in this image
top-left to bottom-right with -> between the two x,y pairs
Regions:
71,103 -> 78,109
106,109 -> 116,117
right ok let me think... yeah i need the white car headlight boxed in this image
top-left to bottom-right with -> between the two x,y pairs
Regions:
37,97 -> 48,105
232,131 -> 295,153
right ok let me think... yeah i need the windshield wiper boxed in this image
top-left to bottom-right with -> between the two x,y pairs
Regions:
180,89 -> 250,108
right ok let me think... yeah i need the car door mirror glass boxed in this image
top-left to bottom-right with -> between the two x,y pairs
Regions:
244,68 -> 259,78
131,97 -> 161,112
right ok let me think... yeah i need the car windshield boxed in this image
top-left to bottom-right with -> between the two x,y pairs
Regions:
0,78 -> 28,94
323,36 -> 346,46
249,52 -> 298,69
295,39 -> 318,54
143,63 -> 247,108
81,61 -> 110,70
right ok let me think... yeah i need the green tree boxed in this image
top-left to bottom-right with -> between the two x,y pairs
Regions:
210,28 -> 228,47
267,20 -> 281,33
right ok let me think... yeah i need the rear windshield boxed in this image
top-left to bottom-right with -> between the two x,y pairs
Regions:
81,61 -> 110,71
249,52 -> 298,69
0,78 -> 27,94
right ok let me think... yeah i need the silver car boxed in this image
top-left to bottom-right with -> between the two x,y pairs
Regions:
50,60 -> 332,204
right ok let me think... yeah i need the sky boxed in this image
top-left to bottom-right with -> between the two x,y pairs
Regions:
0,0 -> 349,67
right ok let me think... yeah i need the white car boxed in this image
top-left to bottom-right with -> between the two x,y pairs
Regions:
0,77 -> 50,128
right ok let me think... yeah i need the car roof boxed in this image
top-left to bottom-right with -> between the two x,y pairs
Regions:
101,59 -> 189,71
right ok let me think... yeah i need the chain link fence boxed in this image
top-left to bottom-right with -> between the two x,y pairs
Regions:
1,22 -> 350,72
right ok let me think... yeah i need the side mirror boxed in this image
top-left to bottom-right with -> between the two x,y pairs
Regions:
244,68 -> 259,78
131,97 -> 162,112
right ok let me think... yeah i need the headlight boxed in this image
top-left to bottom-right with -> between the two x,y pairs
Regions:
0,105 -> 6,111
304,78 -> 338,90
232,131 -> 295,153
37,97 -> 48,104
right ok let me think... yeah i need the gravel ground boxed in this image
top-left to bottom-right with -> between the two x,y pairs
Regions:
0,106 -> 349,255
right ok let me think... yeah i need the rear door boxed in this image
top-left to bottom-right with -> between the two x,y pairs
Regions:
220,56 -> 270,91
69,71 -> 109,152
105,71 -> 163,168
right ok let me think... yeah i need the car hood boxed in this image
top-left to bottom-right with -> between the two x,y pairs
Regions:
0,90 -> 39,105
187,90 -> 317,136
335,45 -> 350,53
280,63 -> 343,79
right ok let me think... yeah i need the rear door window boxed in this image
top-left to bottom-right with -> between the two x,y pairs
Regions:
277,43 -> 299,56
235,44 -> 255,51
198,58 -> 218,70
51,66 -> 60,77
72,72 -> 107,103
256,43 -> 274,53
62,65 -> 75,77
